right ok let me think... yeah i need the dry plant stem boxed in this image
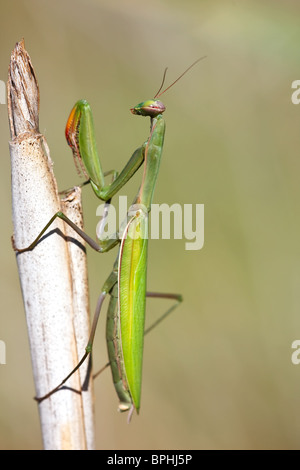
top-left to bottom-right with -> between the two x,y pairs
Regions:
8,39 -> 95,450
61,187 -> 95,450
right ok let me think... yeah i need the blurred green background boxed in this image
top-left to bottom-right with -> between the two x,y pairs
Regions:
1,0 -> 300,450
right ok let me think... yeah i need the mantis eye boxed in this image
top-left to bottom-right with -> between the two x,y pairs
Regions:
130,100 -> 166,117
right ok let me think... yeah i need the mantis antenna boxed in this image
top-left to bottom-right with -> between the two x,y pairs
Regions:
154,56 -> 207,99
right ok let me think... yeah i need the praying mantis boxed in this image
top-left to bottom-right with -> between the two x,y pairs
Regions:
13,58 -> 205,420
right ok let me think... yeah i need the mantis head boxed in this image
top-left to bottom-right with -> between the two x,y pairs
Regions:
130,57 -> 206,119
130,100 -> 166,118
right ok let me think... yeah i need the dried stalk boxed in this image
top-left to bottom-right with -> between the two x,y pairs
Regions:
8,39 -> 94,450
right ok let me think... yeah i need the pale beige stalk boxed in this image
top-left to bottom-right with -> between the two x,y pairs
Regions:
8,39 -> 94,450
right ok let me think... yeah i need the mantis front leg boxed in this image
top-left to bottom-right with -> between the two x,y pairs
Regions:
13,100 -> 148,253
66,100 -> 146,201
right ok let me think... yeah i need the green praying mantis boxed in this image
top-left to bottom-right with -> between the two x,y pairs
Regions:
13,58 -> 205,420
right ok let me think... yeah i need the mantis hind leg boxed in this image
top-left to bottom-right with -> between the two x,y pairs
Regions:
93,291 -> 182,380
35,269 -> 118,403
144,291 -> 182,336
34,290 -> 107,403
